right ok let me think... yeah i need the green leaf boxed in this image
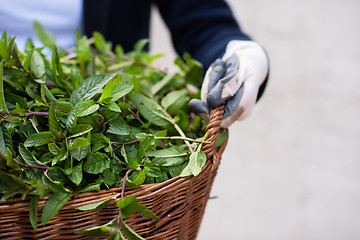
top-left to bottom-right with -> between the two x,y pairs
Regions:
161,89 -> 188,110
145,147 -> 187,166
144,162 -> 161,178
83,153 -> 110,174
55,100 -> 73,113
70,145 -> 89,161
0,32 -> 7,59
77,183 -> 101,193
30,50 -> 45,78
76,219 -> 115,236
136,203 -> 159,220
18,143 -> 38,165
131,93 -> 169,127
116,196 -> 138,219
76,100 -> 99,117
93,31 -> 112,53
68,162 -> 83,185
116,195 -> 137,209
24,132 -> 55,147
119,219 -> 146,240
102,169 -> 116,186
110,83 -> 134,102
51,46 -> 66,87
0,61 -> 9,114
91,133 -> 110,152
127,169 -> 146,186
70,73 -> 117,107
134,39 -> 149,55
102,99 -> 121,113
22,47 -> 35,71
48,143 -> 60,155
151,72 -> 176,95
33,21 -> 56,48
41,192 -> 71,224
107,118 -> 129,136
180,148 -> 206,177
69,124 -> 93,139
136,136 -> 153,163
42,170 -> 72,193
0,170 -> 30,199
29,196 -> 39,230
121,146 -> 139,169
77,197 -> 115,211
215,132 -> 228,148
49,102 -> 62,138
69,137 -> 90,151
66,109 -> 77,130
99,74 -> 121,102
41,84 -> 56,102
76,36 -> 91,62
0,126 -> 7,158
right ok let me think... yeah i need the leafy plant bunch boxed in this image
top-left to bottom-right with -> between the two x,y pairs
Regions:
0,22 -> 225,238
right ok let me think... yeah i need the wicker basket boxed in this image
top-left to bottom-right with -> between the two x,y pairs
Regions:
0,106 -> 227,240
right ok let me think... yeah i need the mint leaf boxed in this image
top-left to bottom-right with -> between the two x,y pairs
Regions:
29,50 -> 45,78
70,73 -> 116,107
136,203 -> 159,220
76,219 -> 115,236
33,21 -> 56,48
77,197 -> 115,211
145,147 -> 187,167
49,103 -> 62,138
111,83 -> 134,101
76,100 -> 99,117
151,72 -> 176,95
180,149 -> 206,177
83,153 -> 110,174
0,61 -> 9,114
24,132 -> 54,147
107,118 -> 129,136
69,124 -> 93,139
131,93 -> 169,127
119,218 -> 146,240
29,196 -> 39,230
68,162 -> 83,185
18,143 -> 38,165
41,192 -> 71,224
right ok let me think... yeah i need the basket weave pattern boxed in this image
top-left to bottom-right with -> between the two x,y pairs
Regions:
0,106 -> 227,240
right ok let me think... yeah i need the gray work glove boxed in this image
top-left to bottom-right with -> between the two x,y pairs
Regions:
189,40 -> 269,128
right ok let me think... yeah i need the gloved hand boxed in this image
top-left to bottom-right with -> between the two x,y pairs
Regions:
189,40 -> 269,128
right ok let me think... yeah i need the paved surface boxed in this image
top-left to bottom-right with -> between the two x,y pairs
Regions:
150,0 -> 360,239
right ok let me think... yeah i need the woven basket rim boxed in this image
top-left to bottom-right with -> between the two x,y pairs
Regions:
0,105 -> 227,206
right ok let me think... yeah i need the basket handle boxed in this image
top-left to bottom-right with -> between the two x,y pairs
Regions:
202,104 -> 227,159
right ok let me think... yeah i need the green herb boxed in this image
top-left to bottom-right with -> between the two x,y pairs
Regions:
0,22 -> 221,238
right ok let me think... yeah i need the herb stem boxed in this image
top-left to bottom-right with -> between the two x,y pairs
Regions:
117,169 -> 132,226
2,111 -> 49,119
112,139 -> 139,153
155,136 -> 211,144
16,161 -> 49,170
127,106 -> 165,149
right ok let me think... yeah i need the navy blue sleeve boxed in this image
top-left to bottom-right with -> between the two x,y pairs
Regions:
152,0 -> 251,70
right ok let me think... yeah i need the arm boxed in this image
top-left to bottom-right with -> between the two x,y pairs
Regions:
154,0 -> 269,127
153,0 -> 250,70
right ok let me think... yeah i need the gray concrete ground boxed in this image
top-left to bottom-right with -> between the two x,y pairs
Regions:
150,0 -> 360,239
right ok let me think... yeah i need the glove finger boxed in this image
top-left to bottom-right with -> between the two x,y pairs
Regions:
188,99 -> 210,117
208,59 -> 226,91
220,54 -> 240,85
223,82 -> 245,119
206,54 -> 240,108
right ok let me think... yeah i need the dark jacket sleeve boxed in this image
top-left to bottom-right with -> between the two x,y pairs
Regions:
152,0 -> 251,70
